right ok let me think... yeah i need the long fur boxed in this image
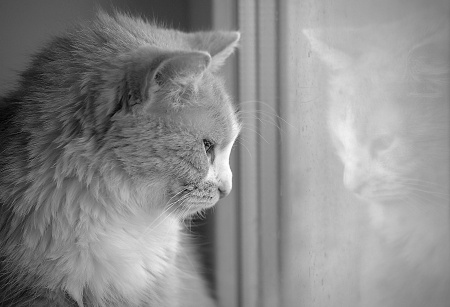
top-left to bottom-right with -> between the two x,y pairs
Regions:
0,11 -> 240,307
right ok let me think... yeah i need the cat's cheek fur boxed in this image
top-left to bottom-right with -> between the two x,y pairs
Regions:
176,132 -> 238,215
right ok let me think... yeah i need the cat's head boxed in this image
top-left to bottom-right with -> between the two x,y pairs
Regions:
304,11 -> 449,203
35,12 -> 241,216
102,14 -> 241,216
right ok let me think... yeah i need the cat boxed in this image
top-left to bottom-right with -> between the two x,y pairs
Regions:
304,8 -> 450,307
0,11 -> 240,307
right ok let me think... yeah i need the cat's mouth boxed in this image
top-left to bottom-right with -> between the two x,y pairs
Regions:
167,182 -> 220,217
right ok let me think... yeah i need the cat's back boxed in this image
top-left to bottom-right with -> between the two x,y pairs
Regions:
0,96 -> 27,190
0,96 -> 18,133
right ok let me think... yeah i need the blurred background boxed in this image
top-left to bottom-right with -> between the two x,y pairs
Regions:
0,0 -> 213,93
1,1 -> 449,307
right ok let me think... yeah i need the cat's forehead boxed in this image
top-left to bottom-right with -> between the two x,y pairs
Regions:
172,77 -> 240,145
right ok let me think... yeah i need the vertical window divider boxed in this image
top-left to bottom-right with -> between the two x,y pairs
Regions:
237,0 -> 260,306
212,0 -> 240,306
213,1 -> 282,306
256,0 -> 281,306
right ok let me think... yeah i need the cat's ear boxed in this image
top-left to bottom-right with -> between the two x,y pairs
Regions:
405,18 -> 449,96
117,49 -> 211,111
188,31 -> 240,71
151,51 -> 211,86
303,28 -> 353,71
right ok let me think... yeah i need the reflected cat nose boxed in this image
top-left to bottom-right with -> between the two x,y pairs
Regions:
352,182 -> 366,195
343,170 -> 366,195
344,178 -> 367,195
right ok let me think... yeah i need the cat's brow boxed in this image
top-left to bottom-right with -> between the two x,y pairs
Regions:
219,116 -> 241,149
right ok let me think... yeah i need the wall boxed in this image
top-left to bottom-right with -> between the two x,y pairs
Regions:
0,0 -> 211,94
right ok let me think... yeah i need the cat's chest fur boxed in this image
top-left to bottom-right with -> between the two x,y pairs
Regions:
78,210 -> 181,303
34,177 -> 184,305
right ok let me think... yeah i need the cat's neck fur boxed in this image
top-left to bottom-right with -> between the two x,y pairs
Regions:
8,153 -> 183,305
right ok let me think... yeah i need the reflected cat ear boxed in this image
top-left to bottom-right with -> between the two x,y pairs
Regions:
117,49 -> 211,112
188,31 -> 240,72
303,28 -> 353,70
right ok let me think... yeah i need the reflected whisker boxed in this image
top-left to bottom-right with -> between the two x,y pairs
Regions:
396,176 -> 446,188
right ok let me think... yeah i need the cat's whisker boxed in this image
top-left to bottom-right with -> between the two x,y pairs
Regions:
240,125 -> 270,144
174,198 -> 193,221
165,191 -> 195,214
239,99 -> 278,112
139,190 -> 193,239
158,192 -> 192,217
239,124 -> 273,141
238,110 -> 294,133
238,99 -> 295,128
165,188 -> 190,206
238,110 -> 290,131
236,141 -> 253,160
238,113 -> 286,135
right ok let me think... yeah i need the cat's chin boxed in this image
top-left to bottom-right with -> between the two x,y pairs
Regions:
166,186 -> 220,217
176,196 -> 219,217
188,197 -> 219,210
167,181 -> 222,215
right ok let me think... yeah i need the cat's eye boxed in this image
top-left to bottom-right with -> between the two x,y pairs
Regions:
203,139 -> 214,154
370,135 -> 394,156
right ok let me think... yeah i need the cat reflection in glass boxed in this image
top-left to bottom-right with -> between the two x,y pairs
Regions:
0,11 -> 240,307
305,9 -> 449,307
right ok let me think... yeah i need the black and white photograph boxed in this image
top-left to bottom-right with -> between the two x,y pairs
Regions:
0,0 -> 449,306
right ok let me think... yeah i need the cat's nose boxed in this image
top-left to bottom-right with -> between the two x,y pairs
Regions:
218,179 -> 232,198
218,169 -> 232,198
218,187 -> 230,198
